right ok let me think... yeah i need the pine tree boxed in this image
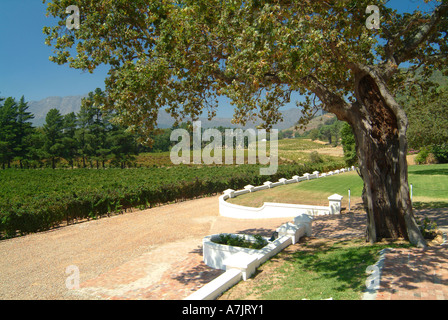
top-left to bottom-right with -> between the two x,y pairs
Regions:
61,112 -> 78,168
43,108 -> 64,169
0,97 -> 18,169
108,124 -> 137,168
14,96 -> 35,168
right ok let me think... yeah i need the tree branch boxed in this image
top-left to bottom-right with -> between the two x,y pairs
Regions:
304,75 -> 352,122
394,3 -> 448,65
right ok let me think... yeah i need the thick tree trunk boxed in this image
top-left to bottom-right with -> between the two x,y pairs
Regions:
351,73 -> 426,248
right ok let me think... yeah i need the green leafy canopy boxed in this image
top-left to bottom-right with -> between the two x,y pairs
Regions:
42,0 -> 448,139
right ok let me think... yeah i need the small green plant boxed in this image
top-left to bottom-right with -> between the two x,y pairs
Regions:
415,148 -> 429,164
213,234 -> 268,250
417,217 -> 438,239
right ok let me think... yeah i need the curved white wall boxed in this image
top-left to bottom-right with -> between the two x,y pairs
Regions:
219,167 -> 354,219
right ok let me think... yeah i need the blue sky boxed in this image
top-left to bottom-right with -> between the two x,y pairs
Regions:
0,0 -> 109,102
0,0 -> 437,117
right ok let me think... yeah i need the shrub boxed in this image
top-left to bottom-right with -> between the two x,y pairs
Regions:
415,148 -> 429,165
426,153 -> 438,164
213,234 -> 268,250
417,217 -> 438,240
431,144 -> 448,164
415,145 -> 448,164
340,122 -> 358,166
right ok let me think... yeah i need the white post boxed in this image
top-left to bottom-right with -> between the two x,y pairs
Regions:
348,189 -> 351,212
410,184 -> 413,206
224,189 -> 235,198
328,194 -> 344,215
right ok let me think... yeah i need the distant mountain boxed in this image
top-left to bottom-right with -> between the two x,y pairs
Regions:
27,94 -> 305,130
28,95 -> 88,127
156,107 -> 305,130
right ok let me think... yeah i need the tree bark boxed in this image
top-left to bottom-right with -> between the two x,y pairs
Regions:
350,70 -> 426,247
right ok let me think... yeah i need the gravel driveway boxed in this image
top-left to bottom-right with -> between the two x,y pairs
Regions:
0,195 -> 289,300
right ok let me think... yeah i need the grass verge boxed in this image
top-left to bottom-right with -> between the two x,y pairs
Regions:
219,238 -> 410,300
228,164 -> 448,210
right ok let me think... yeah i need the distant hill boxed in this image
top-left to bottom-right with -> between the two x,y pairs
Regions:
155,107 -> 306,130
28,95 -> 88,127
28,94 -> 307,130
282,112 -> 336,134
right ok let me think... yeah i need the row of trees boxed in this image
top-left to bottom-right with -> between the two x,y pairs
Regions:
0,96 -> 34,169
0,90 -> 280,169
0,89 -> 138,169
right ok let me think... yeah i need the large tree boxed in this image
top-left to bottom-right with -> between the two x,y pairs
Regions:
43,0 -> 448,247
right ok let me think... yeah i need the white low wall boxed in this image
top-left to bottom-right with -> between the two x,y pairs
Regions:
203,233 -> 293,271
186,269 -> 242,300
185,216 -> 313,300
203,234 -> 268,270
219,167 -> 355,219
219,198 -> 330,219
185,166 -> 356,300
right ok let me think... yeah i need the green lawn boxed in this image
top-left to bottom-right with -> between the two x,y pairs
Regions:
221,239 -> 410,300
228,170 -> 363,209
408,164 -> 448,208
228,164 -> 448,210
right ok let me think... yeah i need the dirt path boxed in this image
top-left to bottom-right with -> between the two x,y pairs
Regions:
0,195 -> 289,300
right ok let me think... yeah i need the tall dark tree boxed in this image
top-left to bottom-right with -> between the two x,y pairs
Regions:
61,112 -> 78,168
43,0 -> 448,247
76,97 -> 96,168
82,88 -> 111,168
0,97 -> 18,169
43,108 -> 64,169
340,122 -> 358,167
107,124 -> 138,169
14,96 -> 35,168
25,127 -> 46,168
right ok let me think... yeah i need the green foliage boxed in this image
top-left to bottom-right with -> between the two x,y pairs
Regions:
415,148 -> 430,165
0,90 -> 142,169
415,144 -> 448,164
42,0 -> 414,136
0,162 -> 344,239
214,234 -> 268,250
302,117 -> 344,146
340,122 -> 358,166
416,217 -> 438,240
0,96 -> 36,169
431,144 -> 448,164
398,71 -> 448,150
43,108 -> 65,169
